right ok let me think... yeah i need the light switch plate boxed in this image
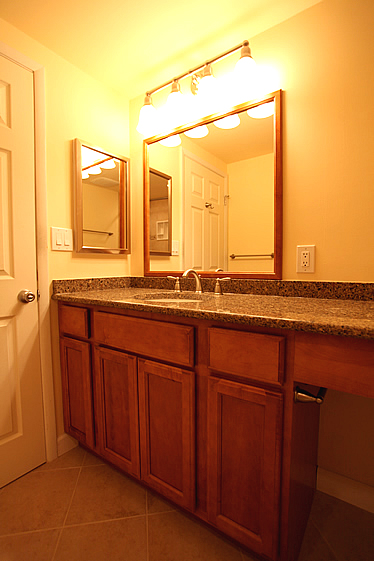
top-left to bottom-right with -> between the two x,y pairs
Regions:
172,240 -> 179,256
51,227 -> 73,251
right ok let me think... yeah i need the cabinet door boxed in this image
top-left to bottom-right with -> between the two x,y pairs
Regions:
138,359 -> 195,511
60,337 -> 94,449
207,377 -> 282,560
94,347 -> 140,478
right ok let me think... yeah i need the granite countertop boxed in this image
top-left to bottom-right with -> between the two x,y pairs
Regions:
52,285 -> 374,340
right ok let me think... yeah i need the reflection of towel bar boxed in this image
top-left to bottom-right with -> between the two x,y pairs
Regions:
83,229 -> 113,236
230,252 -> 274,259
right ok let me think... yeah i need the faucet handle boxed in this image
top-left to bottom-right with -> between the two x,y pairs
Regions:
214,277 -> 230,295
167,276 -> 181,292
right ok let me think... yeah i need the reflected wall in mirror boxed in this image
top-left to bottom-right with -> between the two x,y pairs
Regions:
74,139 -> 130,254
150,168 -> 172,255
143,90 -> 282,278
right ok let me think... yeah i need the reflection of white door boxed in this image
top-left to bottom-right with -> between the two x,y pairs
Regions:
0,56 -> 46,487
184,155 -> 226,271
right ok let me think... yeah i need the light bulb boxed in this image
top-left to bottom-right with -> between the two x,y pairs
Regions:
196,64 -> 219,117
136,94 -> 158,137
247,101 -> 274,119
184,125 -> 209,139
233,41 -> 258,103
214,114 -> 240,130
165,81 -> 188,129
82,170 -> 90,179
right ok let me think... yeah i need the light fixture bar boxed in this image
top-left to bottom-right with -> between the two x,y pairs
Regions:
146,40 -> 249,96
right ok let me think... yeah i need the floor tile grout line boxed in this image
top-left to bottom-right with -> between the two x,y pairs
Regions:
310,520 -> 340,561
51,462 -> 84,561
0,526 -> 65,539
62,513 -> 147,529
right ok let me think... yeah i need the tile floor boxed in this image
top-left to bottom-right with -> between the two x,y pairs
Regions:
0,447 -> 373,561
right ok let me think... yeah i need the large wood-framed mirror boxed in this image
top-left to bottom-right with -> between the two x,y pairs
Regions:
74,139 -> 130,254
143,90 -> 282,278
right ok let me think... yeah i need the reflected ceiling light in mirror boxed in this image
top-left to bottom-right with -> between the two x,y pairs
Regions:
82,170 -> 90,179
214,114 -> 241,129
87,165 -> 102,175
184,125 -> 209,138
247,100 -> 275,119
159,134 -> 181,147
100,158 -> 116,169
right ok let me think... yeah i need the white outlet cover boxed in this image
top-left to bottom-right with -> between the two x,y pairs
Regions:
296,245 -> 315,273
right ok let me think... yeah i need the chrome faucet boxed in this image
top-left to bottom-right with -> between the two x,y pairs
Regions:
182,269 -> 203,293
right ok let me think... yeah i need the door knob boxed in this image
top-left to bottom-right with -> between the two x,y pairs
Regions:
18,290 -> 36,303
205,202 -> 215,209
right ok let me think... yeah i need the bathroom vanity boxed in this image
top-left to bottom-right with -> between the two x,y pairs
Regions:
54,284 -> 374,561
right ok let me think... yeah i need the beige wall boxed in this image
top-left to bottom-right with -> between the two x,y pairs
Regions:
228,153 -> 274,272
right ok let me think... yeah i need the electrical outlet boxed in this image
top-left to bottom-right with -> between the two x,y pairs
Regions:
296,245 -> 315,273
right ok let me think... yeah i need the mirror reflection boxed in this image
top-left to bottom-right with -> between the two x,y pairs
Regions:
74,139 -> 130,254
144,91 -> 282,278
150,168 -> 172,255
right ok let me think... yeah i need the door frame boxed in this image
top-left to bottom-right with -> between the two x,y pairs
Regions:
0,41 -> 57,462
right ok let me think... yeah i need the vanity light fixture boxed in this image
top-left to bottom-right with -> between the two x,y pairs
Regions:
137,40 -> 258,138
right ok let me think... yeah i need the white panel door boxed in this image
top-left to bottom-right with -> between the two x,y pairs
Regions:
184,156 -> 226,271
0,55 -> 45,487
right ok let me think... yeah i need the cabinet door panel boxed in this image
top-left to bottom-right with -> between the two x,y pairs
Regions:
138,359 -> 195,510
60,337 -> 94,449
207,377 -> 282,560
94,347 -> 140,478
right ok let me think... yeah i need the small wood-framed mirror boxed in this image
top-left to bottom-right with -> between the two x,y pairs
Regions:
74,139 -> 130,254
149,168 -> 172,255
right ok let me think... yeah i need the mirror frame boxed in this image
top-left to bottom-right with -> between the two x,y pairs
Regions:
149,167 -> 172,256
74,138 -> 130,254
143,89 -> 282,278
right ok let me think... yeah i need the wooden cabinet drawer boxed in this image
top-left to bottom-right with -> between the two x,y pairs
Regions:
94,311 -> 194,368
208,327 -> 285,384
294,332 -> 374,398
59,304 -> 89,339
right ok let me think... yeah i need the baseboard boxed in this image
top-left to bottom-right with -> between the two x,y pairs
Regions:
317,468 -> 374,514
57,433 -> 78,457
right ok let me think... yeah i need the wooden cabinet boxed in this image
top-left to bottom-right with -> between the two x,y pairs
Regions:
94,346 -> 140,477
138,359 -> 195,510
207,377 -> 282,560
57,303 -> 288,560
59,336 -> 95,449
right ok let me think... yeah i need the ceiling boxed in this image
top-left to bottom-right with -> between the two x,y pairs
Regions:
0,0 -> 320,99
